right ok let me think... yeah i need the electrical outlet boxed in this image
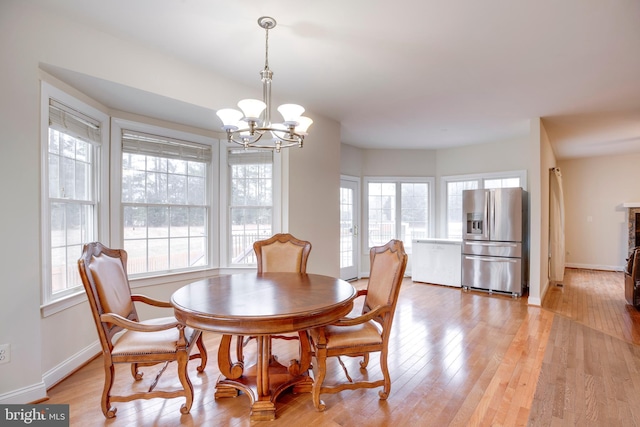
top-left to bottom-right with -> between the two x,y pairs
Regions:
0,343 -> 10,365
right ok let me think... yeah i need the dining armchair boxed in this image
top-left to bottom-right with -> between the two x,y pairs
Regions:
77,242 -> 207,418
236,233 -> 312,370
308,239 -> 407,411
254,232 -> 312,274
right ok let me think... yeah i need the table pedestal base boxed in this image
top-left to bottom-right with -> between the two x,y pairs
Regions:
215,334 -> 313,421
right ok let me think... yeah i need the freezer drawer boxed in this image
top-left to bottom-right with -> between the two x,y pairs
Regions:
462,241 -> 521,258
461,254 -> 523,296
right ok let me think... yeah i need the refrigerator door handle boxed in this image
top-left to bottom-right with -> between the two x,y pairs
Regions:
488,191 -> 494,240
464,255 -> 519,263
465,241 -> 519,248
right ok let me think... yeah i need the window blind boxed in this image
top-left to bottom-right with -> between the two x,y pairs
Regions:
122,130 -> 212,162
49,99 -> 101,143
228,148 -> 273,165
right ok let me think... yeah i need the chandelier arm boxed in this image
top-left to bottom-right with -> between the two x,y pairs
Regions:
227,127 -> 304,144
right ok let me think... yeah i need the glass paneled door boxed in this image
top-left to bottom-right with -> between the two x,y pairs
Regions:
340,177 -> 359,280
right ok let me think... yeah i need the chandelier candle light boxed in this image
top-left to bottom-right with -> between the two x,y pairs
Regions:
216,16 -> 313,152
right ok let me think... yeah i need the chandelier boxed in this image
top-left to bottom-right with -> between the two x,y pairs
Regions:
216,16 -> 313,152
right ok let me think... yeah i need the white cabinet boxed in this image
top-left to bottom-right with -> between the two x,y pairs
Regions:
412,239 -> 462,287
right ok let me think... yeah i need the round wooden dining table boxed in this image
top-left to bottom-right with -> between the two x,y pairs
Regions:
171,272 -> 357,421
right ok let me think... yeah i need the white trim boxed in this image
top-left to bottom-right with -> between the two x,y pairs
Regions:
565,262 -> 623,272
0,382 -> 47,405
42,341 -> 101,389
128,267 -> 220,289
40,292 -> 87,318
41,267 -> 227,316
40,81 -> 110,307
278,149 -> 287,232
221,143 -> 282,268
0,342 -> 101,404
110,118 -> 219,273
528,296 -> 542,306
218,143 -> 230,267
439,170 -> 527,238
363,176 -> 436,255
340,175 -> 361,280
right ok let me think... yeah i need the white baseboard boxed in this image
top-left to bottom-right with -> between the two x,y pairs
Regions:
0,341 -> 100,405
42,341 -> 101,390
0,381 -> 47,404
528,296 -> 542,306
565,263 -> 624,272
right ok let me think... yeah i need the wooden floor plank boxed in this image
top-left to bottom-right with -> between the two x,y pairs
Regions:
42,268 -> 640,426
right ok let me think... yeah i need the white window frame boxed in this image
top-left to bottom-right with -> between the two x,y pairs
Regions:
363,176 -> 435,254
40,82 -> 110,316
440,170 -> 527,238
110,118 -> 219,280
219,142 -> 282,268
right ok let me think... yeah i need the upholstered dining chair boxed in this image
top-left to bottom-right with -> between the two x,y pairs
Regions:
254,232 -> 312,274
308,239 -> 407,411
77,242 -> 207,418
236,233 -> 312,365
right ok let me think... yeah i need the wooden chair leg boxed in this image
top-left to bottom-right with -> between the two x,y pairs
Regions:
102,362 -> 117,418
312,348 -> 327,411
359,352 -> 370,369
176,349 -> 194,415
131,362 -> 143,380
194,332 -> 207,372
379,351 -> 391,400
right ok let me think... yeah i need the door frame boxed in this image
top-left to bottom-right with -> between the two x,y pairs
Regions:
340,175 -> 360,281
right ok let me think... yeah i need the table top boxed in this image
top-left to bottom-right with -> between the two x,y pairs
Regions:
171,272 -> 357,335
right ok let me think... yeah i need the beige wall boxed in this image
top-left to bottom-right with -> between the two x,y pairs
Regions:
1,1 -> 47,401
0,0 -> 341,401
559,152 -> 640,270
362,149 -> 437,176
340,144 -> 364,177
344,135 -> 538,282
5,0 -> 626,404
435,136 -> 530,176
288,113 -> 342,277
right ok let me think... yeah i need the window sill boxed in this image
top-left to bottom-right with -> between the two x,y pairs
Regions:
41,292 -> 87,317
40,266 -> 257,318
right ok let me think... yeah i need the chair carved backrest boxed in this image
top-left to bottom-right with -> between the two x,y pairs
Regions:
254,233 -> 312,274
363,239 -> 408,329
78,242 -> 207,418
78,242 -> 138,351
308,239 -> 407,411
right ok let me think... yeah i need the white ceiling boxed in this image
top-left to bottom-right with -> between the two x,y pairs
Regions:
34,0 -> 640,159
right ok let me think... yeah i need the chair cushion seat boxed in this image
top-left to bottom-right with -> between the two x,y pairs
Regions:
112,317 -> 197,356
313,320 -> 382,349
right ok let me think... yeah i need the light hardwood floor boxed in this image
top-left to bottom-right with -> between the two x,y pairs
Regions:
44,268 -> 640,426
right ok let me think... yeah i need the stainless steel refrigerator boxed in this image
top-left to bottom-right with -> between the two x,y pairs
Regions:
461,187 -> 527,297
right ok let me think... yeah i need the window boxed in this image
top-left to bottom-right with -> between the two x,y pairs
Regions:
442,171 -> 526,239
41,83 -> 109,307
227,149 -> 274,265
484,177 -> 521,189
120,130 -> 213,275
365,178 -> 433,253
445,180 -> 479,240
